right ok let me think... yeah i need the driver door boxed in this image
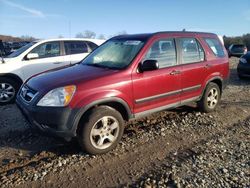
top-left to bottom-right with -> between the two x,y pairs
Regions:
21,41 -> 68,81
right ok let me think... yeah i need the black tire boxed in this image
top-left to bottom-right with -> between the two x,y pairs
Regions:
0,77 -> 21,105
198,82 -> 221,113
77,106 -> 124,154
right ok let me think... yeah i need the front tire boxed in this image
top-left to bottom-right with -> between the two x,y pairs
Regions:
77,106 -> 124,154
198,83 -> 221,113
0,77 -> 20,105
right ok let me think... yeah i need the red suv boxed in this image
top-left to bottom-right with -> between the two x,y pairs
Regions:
16,32 -> 229,154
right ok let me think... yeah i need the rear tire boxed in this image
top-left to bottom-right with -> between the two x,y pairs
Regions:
0,77 -> 20,105
198,83 -> 221,113
77,106 -> 124,155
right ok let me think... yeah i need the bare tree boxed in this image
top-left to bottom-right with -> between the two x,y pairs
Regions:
116,30 -> 127,35
75,32 -> 84,38
76,30 -> 96,39
20,35 -> 36,41
108,30 -> 127,39
83,30 -> 96,39
98,34 -> 106,40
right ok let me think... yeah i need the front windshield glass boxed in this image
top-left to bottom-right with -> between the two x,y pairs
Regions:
82,39 -> 145,69
7,42 -> 36,58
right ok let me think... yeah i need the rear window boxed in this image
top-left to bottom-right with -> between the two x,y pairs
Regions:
179,38 -> 205,64
204,38 -> 225,58
233,44 -> 245,48
231,45 -> 246,51
64,41 -> 88,55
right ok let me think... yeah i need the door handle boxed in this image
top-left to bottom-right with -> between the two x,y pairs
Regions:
53,62 -> 62,64
170,70 -> 181,75
204,64 -> 212,69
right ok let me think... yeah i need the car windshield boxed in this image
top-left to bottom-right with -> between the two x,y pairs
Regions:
7,42 -> 36,58
82,39 -> 145,69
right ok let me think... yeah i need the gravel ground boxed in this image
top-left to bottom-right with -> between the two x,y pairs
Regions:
0,57 -> 249,188
131,118 -> 250,188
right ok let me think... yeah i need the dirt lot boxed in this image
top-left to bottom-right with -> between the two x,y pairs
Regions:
0,58 -> 249,188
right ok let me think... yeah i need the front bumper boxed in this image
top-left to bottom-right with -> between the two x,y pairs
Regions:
16,95 -> 79,140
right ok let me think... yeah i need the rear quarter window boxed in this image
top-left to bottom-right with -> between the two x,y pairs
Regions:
86,41 -> 98,51
204,38 -> 225,58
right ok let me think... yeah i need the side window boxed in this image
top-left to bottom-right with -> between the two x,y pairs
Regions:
179,38 -> 205,64
86,41 -> 98,51
30,42 -> 60,58
143,38 -> 177,68
64,41 -> 88,55
204,38 -> 225,58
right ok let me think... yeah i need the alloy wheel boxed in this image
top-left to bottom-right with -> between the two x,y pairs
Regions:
207,88 -> 218,108
90,116 -> 120,150
0,83 -> 15,103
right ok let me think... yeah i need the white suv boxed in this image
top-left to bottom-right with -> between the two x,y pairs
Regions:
0,38 -> 105,104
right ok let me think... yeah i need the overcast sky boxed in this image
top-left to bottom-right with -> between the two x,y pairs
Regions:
0,0 -> 250,39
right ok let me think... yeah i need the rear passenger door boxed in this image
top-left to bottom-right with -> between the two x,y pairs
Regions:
177,37 -> 207,101
63,41 -> 90,64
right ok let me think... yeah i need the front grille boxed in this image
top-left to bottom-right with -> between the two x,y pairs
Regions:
20,85 -> 37,102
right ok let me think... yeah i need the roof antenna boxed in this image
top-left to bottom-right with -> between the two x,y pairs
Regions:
182,29 -> 186,32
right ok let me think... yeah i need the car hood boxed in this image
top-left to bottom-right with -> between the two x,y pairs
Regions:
27,64 -> 118,92
0,58 -> 14,64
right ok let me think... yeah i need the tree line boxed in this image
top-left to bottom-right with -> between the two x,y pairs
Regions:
223,33 -> 250,50
2,31 -> 250,51
0,30 -> 127,42
75,30 -> 127,40
0,35 -> 36,42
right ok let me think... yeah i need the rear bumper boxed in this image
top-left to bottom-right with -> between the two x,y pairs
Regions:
16,95 -> 79,140
230,53 -> 245,57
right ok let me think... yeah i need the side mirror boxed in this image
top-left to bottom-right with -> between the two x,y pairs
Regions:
26,53 -> 39,60
139,60 -> 159,72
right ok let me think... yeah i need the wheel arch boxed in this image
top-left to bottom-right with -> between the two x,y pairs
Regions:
208,77 -> 223,93
0,73 -> 23,86
201,76 -> 223,99
73,97 -> 133,135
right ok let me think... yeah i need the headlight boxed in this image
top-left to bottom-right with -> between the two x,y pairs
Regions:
240,58 -> 247,64
37,85 -> 76,107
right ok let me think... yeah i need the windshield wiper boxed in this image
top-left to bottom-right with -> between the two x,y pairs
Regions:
85,63 -> 104,67
85,63 -> 118,70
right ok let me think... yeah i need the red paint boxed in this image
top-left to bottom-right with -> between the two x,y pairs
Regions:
27,32 -> 229,115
